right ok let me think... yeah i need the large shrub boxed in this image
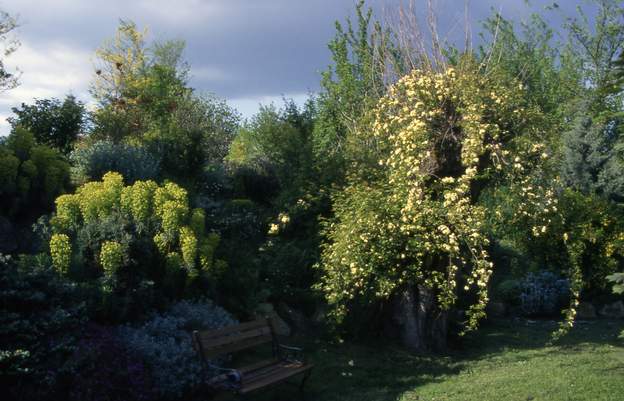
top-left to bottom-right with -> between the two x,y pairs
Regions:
48,172 -> 226,320
70,140 -> 160,185
318,60 -> 552,350
0,127 -> 70,219
117,299 -> 236,399
0,254 -> 85,401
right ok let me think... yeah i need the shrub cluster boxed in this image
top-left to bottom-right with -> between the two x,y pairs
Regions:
0,254 -> 86,401
48,172 -> 226,320
0,127 -> 70,219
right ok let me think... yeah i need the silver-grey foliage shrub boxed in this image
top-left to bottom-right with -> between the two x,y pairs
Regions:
519,272 -> 570,316
70,141 -> 160,184
117,299 -> 236,399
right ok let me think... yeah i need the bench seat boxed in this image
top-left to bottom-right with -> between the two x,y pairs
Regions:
192,317 -> 313,396
238,358 -> 313,394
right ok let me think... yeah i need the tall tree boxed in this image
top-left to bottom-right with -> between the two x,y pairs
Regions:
312,1 -> 391,184
8,95 -> 86,154
561,112 -> 624,202
564,0 -> 624,112
0,10 -> 19,92
90,20 -> 190,140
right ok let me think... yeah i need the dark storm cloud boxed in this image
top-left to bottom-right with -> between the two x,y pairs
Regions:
0,0 -> 578,131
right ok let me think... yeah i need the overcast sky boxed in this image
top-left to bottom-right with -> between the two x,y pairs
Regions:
0,0 -> 577,134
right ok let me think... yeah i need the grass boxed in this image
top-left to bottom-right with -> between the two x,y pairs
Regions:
242,318 -> 624,401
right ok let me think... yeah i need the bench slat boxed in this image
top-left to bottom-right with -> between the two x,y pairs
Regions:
200,318 -> 269,339
198,326 -> 271,349
198,333 -> 273,359
239,363 -> 313,394
238,358 -> 280,375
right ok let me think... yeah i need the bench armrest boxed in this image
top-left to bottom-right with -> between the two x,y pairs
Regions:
204,362 -> 243,390
277,343 -> 306,363
207,362 -> 238,374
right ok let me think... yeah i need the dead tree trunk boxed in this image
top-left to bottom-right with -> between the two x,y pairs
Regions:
394,284 -> 447,352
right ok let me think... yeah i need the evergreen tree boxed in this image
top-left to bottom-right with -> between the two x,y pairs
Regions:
562,111 -> 624,202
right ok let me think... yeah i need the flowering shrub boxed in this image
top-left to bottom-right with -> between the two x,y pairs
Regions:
117,299 -> 236,399
319,60 -> 547,341
48,172 -> 226,319
50,233 -> 71,274
100,241 -> 125,277
488,184 -> 624,337
179,226 -> 198,271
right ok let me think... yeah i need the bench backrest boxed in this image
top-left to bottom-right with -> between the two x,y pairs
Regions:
193,317 -> 277,359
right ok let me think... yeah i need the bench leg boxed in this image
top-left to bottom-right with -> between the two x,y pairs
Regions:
299,369 -> 312,392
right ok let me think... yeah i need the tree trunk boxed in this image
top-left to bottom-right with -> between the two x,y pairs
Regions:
394,285 -> 447,352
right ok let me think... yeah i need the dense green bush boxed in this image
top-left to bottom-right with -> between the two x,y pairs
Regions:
259,195 -> 326,313
70,140 -> 160,185
228,102 -> 314,198
151,93 -> 240,174
496,279 -> 522,306
0,254 -> 86,401
8,95 -> 86,155
203,198 -> 267,314
89,21 -> 239,189
0,127 -> 70,219
488,185 -> 624,300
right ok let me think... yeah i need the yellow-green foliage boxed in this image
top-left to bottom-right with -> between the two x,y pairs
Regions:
0,127 -> 70,216
50,234 -> 71,274
53,194 -> 81,232
153,232 -> 169,254
190,208 -> 205,237
165,252 -> 183,271
154,182 -> 189,234
179,226 -> 198,270
121,179 -> 158,223
76,172 -> 124,223
49,172 -> 224,284
199,233 -> 221,272
100,240 -> 124,276
320,61 -> 542,330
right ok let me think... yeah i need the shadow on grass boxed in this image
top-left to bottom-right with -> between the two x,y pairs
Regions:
248,344 -> 464,401
213,318 -> 624,401
458,318 -> 624,357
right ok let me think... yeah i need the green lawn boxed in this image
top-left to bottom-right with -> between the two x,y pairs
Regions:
246,319 -> 624,401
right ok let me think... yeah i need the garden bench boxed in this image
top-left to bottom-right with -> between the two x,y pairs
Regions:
192,317 -> 313,396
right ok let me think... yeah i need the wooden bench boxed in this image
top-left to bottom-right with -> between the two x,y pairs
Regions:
192,317 -> 313,396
